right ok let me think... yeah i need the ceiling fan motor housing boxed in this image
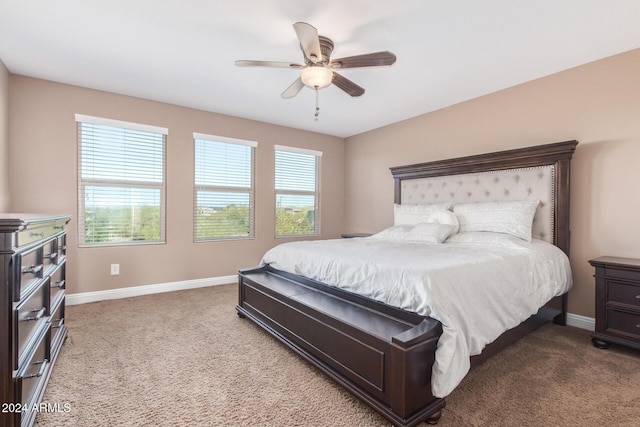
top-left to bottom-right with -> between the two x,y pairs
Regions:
304,35 -> 334,65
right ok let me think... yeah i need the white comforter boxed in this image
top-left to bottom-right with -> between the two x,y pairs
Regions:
261,232 -> 572,398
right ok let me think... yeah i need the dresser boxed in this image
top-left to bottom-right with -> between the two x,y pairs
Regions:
1,214 -> 70,427
589,256 -> 640,350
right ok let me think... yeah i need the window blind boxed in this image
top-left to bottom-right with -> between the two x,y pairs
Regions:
76,115 -> 166,246
194,133 -> 256,241
274,145 -> 321,237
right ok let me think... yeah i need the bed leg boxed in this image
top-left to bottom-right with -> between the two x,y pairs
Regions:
425,410 -> 442,425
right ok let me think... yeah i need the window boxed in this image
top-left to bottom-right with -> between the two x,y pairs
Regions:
76,114 -> 167,247
194,133 -> 256,241
274,145 -> 321,237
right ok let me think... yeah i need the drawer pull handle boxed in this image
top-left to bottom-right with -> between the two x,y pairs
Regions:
636,323 -> 640,329
23,359 -> 49,379
22,264 -> 43,275
54,225 -> 64,230
51,279 -> 66,289
25,307 -> 46,321
51,317 -> 65,329
45,252 -> 58,260
29,231 -> 45,239
636,294 -> 640,299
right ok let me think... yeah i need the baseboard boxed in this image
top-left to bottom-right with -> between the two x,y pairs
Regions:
566,313 -> 595,331
67,282 -> 599,332
66,275 -> 237,305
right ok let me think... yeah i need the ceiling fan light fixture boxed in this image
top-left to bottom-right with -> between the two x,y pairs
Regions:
300,66 -> 333,89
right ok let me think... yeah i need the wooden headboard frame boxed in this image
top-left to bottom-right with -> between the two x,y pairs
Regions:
389,140 -> 578,255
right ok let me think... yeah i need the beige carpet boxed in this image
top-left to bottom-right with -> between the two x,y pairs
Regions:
37,284 -> 639,426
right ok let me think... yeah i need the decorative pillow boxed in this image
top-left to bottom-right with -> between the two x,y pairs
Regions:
452,200 -> 540,241
406,223 -> 456,243
369,225 -> 412,240
394,204 -> 457,231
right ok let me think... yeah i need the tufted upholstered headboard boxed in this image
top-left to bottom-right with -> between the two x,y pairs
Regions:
389,141 -> 578,254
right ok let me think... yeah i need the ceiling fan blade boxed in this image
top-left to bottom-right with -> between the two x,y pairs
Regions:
330,51 -> 397,69
281,77 -> 305,99
332,72 -> 365,97
235,60 -> 303,68
293,22 -> 322,64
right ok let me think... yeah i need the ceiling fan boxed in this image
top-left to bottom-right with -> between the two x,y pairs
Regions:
235,22 -> 396,118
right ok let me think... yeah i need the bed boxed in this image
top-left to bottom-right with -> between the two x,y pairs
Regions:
236,140 -> 578,426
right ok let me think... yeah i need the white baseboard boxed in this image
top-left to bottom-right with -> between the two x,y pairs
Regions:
66,275 -> 237,306
566,313 -> 595,331
67,280 -> 598,332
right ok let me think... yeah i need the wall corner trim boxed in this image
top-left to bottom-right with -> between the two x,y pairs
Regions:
66,275 -> 236,305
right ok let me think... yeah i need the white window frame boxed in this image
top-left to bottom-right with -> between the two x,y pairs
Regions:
76,114 -> 167,247
193,133 -> 257,242
274,145 -> 322,238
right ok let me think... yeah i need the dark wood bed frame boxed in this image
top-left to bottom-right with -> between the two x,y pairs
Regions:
236,140 -> 578,426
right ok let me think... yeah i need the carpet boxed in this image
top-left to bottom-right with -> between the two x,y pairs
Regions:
36,284 -> 640,426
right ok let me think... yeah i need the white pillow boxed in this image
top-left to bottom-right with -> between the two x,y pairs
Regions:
406,223 -> 456,243
394,204 -> 457,232
453,200 -> 539,241
370,225 -> 412,240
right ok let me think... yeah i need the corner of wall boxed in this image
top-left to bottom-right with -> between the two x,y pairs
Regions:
0,58 -> 10,212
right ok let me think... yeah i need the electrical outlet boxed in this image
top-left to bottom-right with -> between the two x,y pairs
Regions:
110,264 -> 120,275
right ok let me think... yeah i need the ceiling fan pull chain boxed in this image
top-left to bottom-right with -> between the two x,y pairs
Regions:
314,86 -> 320,120
314,86 -> 320,121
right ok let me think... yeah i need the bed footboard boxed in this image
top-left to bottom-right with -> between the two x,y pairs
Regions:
237,265 -> 446,427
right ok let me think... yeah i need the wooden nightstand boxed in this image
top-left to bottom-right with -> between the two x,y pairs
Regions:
589,256 -> 640,350
340,233 -> 372,238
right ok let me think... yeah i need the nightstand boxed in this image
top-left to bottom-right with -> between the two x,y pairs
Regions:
340,233 -> 372,238
589,256 -> 640,350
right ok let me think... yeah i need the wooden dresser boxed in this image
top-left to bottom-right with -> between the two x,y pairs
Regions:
589,256 -> 640,350
0,214 -> 70,427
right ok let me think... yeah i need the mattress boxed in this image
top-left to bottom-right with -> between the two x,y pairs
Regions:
261,231 -> 572,397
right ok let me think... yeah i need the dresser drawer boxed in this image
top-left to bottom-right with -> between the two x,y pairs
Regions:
14,280 -> 49,369
15,218 -> 67,248
606,309 -> 640,341
14,327 -> 50,420
49,262 -> 66,308
50,297 -> 66,348
42,237 -> 59,274
12,247 -> 44,302
57,234 -> 67,261
607,280 -> 640,308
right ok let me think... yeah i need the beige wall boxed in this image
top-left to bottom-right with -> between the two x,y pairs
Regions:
9,76 -> 344,294
7,48 -> 640,318
0,59 -> 9,211
344,48 -> 640,319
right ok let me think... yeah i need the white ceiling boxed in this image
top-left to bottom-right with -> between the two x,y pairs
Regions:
1,1 -> 639,138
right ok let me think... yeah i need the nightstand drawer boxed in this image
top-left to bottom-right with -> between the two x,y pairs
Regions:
602,266 -> 640,282
607,280 -> 640,308
606,309 -> 640,341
